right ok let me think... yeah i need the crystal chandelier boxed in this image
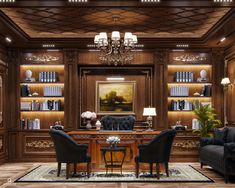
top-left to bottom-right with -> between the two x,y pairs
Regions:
94,31 -> 138,66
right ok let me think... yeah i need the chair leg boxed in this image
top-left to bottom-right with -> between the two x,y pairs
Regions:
135,161 -> 139,178
66,163 -> 70,179
200,162 -> 204,169
225,174 -> 229,183
150,163 -> 153,176
87,162 -> 91,178
156,163 -> 160,179
57,162 -> 61,177
74,163 -> 77,175
165,162 -> 169,177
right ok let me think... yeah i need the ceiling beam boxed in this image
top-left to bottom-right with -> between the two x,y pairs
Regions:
0,0 -> 235,8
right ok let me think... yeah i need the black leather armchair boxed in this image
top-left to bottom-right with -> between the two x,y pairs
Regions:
49,129 -> 91,179
135,129 -> 177,178
199,127 -> 235,183
100,115 -> 135,130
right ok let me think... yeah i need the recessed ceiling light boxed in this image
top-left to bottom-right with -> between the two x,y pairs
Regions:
0,0 -> 15,2
87,44 -> 96,48
135,44 -> 144,48
176,44 -> 189,48
220,37 -> 226,42
213,0 -> 233,2
68,0 -> 88,2
42,44 -> 55,48
140,0 -> 160,2
5,37 -> 12,43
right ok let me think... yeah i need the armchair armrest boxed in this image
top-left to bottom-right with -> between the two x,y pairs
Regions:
224,143 -> 235,159
200,137 -> 215,147
138,144 -> 147,149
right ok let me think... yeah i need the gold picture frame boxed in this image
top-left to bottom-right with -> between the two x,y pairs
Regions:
96,81 -> 136,115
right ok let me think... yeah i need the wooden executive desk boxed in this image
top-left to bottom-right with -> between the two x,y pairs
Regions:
68,130 -> 161,170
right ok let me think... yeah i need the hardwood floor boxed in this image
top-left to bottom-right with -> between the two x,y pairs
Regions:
0,162 -> 234,188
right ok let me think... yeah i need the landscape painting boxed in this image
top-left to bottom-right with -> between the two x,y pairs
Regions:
96,81 -> 136,114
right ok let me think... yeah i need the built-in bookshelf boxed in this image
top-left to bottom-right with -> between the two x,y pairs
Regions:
167,57 -> 213,129
19,63 -> 65,130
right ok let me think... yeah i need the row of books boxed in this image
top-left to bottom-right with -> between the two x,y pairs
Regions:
44,86 -> 62,96
20,100 -> 62,111
20,118 -> 40,130
38,71 -> 59,83
170,86 -> 189,96
170,100 -> 194,111
174,72 -> 194,82
21,85 -> 63,97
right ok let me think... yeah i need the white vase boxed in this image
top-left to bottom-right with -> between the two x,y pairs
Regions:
86,120 -> 92,129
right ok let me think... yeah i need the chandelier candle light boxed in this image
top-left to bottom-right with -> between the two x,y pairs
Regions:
94,31 -> 138,66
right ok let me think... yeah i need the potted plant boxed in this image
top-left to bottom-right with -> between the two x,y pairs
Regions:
193,102 -> 221,137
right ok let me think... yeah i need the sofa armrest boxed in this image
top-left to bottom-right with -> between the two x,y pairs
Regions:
224,143 -> 235,159
200,137 -> 215,147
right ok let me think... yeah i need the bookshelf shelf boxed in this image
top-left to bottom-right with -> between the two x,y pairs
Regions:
167,52 -> 212,129
19,52 -> 65,130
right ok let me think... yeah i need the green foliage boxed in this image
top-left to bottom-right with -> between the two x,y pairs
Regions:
193,102 -> 221,137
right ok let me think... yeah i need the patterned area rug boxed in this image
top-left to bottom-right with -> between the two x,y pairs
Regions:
15,164 -> 213,183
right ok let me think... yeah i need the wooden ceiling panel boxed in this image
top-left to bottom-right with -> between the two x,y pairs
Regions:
0,7 -> 231,39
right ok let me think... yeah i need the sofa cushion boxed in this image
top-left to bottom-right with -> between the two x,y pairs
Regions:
214,127 -> 228,145
200,145 -> 224,170
225,127 -> 235,143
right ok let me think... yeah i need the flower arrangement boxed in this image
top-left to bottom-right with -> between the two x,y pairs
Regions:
81,111 -> 96,129
106,136 -> 120,147
81,111 -> 97,120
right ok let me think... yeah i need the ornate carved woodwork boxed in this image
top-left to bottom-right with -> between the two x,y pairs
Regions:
21,51 -> 63,64
0,7 -> 230,38
25,136 -> 54,152
169,51 -> 211,64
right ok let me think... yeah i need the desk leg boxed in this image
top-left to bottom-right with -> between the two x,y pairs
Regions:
110,151 -> 113,173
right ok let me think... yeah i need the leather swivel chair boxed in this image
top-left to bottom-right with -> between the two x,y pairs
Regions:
135,129 -> 176,178
49,129 -> 91,179
100,115 -> 135,130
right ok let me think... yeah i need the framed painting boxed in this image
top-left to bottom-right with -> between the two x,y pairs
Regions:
96,81 -> 136,115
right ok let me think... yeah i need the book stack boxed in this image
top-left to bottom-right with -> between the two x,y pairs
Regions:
170,100 -> 193,111
43,86 -> 62,96
21,85 -> 30,97
174,72 -> 194,82
20,102 -> 31,111
38,71 -> 58,82
201,85 -> 211,97
31,100 -> 62,111
20,118 -> 40,130
170,86 -> 189,96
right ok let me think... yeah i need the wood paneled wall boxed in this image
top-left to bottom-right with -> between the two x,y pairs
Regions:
227,59 -> 235,126
0,44 -> 8,164
6,48 -> 225,162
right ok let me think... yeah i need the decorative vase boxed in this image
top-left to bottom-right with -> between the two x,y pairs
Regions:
86,119 -> 92,129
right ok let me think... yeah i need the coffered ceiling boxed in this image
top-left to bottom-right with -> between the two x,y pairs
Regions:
0,0 -> 234,48
0,7 -> 231,38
